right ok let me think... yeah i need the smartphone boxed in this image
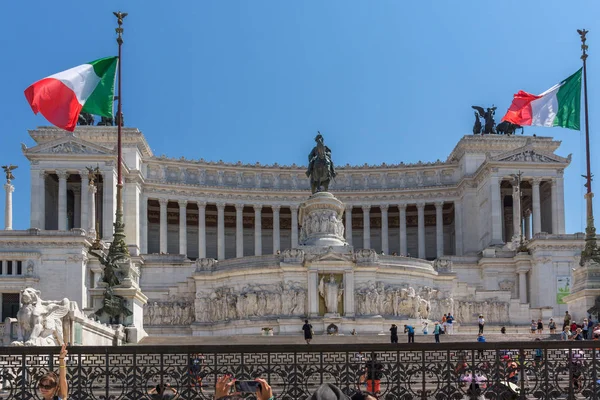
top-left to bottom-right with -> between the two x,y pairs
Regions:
235,380 -> 261,393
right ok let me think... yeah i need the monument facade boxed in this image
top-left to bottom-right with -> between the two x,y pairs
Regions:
0,126 -> 585,339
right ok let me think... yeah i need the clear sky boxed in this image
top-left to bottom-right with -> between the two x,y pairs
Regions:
1,0 -> 599,234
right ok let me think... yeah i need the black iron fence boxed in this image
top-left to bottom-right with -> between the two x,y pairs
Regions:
0,341 -> 598,399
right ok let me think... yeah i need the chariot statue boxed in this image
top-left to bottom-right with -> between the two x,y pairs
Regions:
306,132 -> 336,193
472,105 -> 497,134
11,288 -> 70,346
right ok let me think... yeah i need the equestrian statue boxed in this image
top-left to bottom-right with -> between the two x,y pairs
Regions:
306,132 -> 336,194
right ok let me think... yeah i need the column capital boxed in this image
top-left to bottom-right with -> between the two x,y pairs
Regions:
434,201 -> 444,209
398,203 -> 407,210
56,170 -> 69,180
197,200 -> 207,208
416,202 -> 425,209
253,204 -> 263,211
362,205 -> 371,212
235,203 -> 244,211
178,199 -> 188,208
272,204 -> 281,212
89,184 -> 97,194
531,177 -> 543,186
290,204 -> 299,212
551,178 -> 558,187
158,198 -> 168,206
39,170 -> 47,179
4,183 -> 14,193
216,202 -> 226,210
345,204 -> 353,212
524,209 -> 532,217
380,204 -> 389,211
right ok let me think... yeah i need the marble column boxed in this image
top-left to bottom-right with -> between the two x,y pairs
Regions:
417,202 -> 426,259
159,198 -> 168,254
198,201 -> 206,258
399,204 -> 407,256
4,183 -> 14,230
345,205 -> 353,245
435,201 -> 444,258
308,271 -> 319,318
179,200 -> 188,256
362,205 -> 371,249
512,183 -> 522,240
454,200 -> 463,256
524,210 -> 531,240
380,205 -> 389,254
272,205 -> 280,253
80,173 -> 89,233
73,187 -> 81,228
518,270 -> 528,304
57,171 -> 68,231
556,172 -> 566,234
140,196 -> 148,253
217,202 -> 225,260
254,204 -> 262,256
551,179 -> 558,234
490,175 -> 503,244
291,205 -> 299,248
38,171 -> 46,230
235,204 -> 244,258
532,178 -> 542,235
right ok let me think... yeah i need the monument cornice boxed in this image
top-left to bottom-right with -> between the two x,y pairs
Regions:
447,135 -> 561,162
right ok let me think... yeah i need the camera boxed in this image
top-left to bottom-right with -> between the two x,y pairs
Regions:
234,380 -> 261,393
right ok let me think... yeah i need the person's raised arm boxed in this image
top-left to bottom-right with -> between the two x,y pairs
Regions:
58,343 -> 68,399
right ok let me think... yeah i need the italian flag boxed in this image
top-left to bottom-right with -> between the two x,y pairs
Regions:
24,56 -> 118,132
502,68 -> 582,130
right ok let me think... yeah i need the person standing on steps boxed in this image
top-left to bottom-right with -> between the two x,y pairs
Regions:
478,314 -> 485,334
404,324 -> 415,343
302,319 -> 313,344
445,313 -> 455,335
433,321 -> 441,343
390,324 -> 398,343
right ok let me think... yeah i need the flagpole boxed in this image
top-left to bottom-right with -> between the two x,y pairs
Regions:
109,11 -> 129,258
578,29 -> 600,265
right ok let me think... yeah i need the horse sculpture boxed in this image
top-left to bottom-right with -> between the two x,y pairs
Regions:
496,121 -> 524,135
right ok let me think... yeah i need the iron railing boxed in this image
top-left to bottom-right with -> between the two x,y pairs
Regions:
0,341 -> 598,399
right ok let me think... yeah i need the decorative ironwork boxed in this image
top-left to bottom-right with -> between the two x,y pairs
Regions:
0,342 -> 599,399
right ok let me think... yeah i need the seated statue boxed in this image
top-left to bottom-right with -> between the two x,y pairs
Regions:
11,288 -> 71,346
97,116 -> 114,126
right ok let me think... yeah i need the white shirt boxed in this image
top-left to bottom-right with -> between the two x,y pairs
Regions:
478,318 -> 485,325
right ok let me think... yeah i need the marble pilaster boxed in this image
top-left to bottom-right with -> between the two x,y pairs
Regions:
73,187 -> 81,228
532,178 -> 542,235
524,210 -> 531,240
272,205 -> 280,254
512,183 -> 522,240
454,200 -> 463,256
518,270 -> 528,304
490,175 -> 503,244
217,202 -> 225,260
235,204 -> 244,258
417,202 -> 425,259
254,204 -> 262,256
198,201 -> 207,258
57,170 -> 68,231
556,173 -> 566,233
140,196 -> 148,253
38,170 -> 46,229
159,198 -> 168,254
80,173 -> 89,232
362,205 -> 371,249
343,271 -> 355,317
88,183 -> 97,238
344,205 -> 353,245
551,179 -> 558,234
179,200 -> 188,256
291,205 -> 299,248
380,205 -> 389,254
399,204 -> 407,256
435,201 -> 444,258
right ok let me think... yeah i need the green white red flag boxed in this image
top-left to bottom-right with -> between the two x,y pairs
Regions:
502,69 -> 582,130
24,56 -> 118,132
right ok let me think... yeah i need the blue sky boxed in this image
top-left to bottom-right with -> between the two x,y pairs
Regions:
1,0 -> 599,234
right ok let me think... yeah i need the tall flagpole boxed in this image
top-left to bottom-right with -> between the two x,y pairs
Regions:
578,29 -> 600,266
109,11 -> 129,258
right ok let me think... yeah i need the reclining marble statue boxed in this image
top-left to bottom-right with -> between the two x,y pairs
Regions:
12,288 -> 70,346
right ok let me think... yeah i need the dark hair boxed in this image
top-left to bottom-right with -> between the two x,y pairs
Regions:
38,372 -> 59,390
305,319 -> 309,323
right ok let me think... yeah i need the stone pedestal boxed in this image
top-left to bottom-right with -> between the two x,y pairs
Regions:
299,192 -> 346,247
4,183 -> 14,230
564,259 -> 600,320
